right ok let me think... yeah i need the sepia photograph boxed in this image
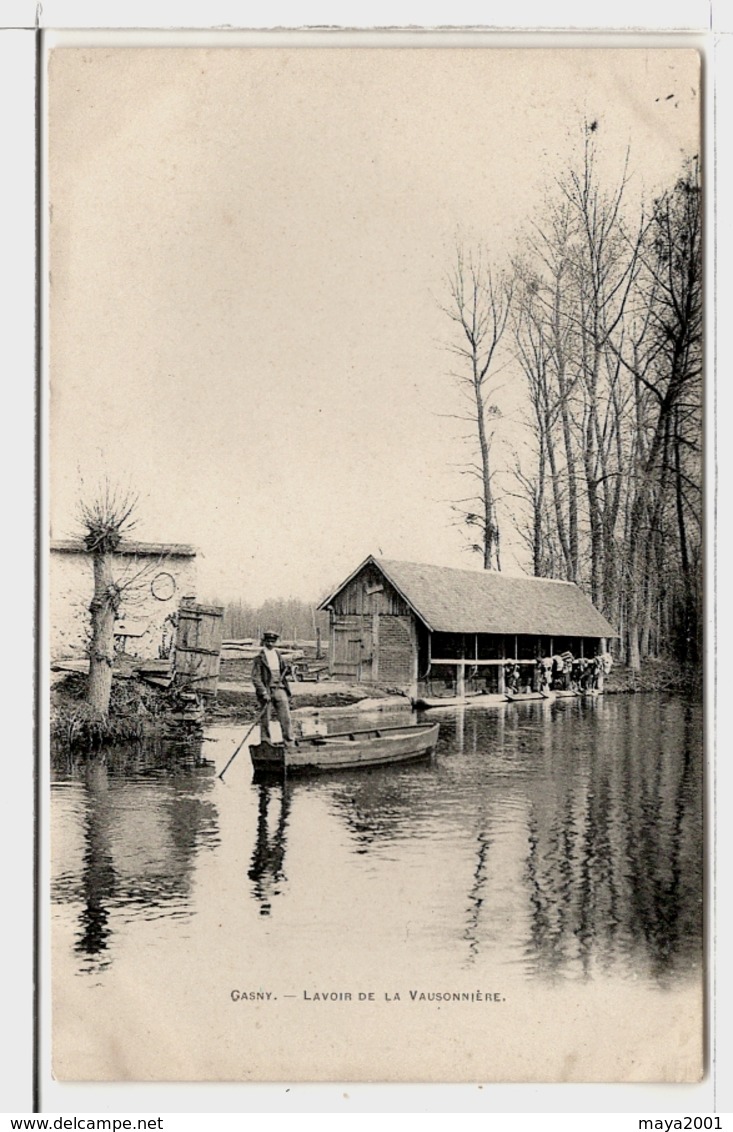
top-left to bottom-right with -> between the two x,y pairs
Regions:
45,40 -> 704,1085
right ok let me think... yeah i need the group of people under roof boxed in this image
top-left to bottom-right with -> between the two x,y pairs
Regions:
504,650 -> 614,695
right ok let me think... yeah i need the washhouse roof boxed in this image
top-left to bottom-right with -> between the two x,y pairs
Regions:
320,556 -> 618,638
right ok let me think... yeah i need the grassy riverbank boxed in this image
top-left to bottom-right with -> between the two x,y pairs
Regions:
50,669 -> 400,748
603,657 -> 700,695
50,671 -> 206,749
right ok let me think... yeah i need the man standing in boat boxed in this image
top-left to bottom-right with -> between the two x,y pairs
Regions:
251,630 -> 296,746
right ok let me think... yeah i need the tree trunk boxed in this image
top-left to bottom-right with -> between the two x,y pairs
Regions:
87,553 -> 119,716
625,510 -> 644,671
673,407 -> 697,662
627,603 -> 641,670
583,346 -> 605,609
640,584 -> 653,659
555,338 -> 579,581
533,434 -> 547,575
476,379 -> 499,570
546,428 -> 572,579
585,429 -> 603,606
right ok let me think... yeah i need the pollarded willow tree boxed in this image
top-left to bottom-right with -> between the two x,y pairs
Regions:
77,481 -> 139,715
441,246 -> 513,570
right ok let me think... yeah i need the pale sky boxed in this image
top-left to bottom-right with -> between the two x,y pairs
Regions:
48,46 -> 700,604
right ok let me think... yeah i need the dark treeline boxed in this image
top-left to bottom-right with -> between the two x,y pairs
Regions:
213,596 -> 330,643
445,133 -> 702,669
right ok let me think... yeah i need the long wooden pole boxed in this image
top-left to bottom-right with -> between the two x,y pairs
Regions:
218,706 -> 268,781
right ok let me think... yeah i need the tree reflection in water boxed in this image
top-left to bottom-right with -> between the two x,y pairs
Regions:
75,760 -> 116,970
52,740 -> 219,973
463,831 -> 491,965
521,696 -> 702,985
315,697 -> 702,985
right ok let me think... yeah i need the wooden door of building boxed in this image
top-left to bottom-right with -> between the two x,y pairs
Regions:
174,599 -> 224,694
332,622 -> 360,680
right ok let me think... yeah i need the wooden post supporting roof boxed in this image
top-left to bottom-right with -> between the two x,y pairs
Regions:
456,634 -> 465,697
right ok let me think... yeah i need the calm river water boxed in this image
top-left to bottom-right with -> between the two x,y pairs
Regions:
50,692 -> 703,1081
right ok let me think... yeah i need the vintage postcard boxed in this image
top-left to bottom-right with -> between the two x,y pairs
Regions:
46,41 -> 703,1084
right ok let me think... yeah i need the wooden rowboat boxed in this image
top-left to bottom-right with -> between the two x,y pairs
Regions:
505,690 -> 552,702
250,722 -> 441,776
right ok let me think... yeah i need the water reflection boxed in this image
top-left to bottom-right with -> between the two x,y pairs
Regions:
463,826 -> 491,965
248,783 -> 291,915
75,761 -> 116,969
51,695 -> 703,988
516,697 -> 702,984
322,760 -> 438,854
52,740 -> 220,973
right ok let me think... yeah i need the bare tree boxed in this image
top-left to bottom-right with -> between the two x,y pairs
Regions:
509,136 -> 701,668
559,136 -> 642,610
77,480 -> 139,715
512,132 -> 642,599
614,159 -> 702,667
441,246 -> 513,569
512,257 -> 575,579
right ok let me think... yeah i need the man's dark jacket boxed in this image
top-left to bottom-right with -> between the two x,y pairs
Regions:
251,649 -> 293,700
